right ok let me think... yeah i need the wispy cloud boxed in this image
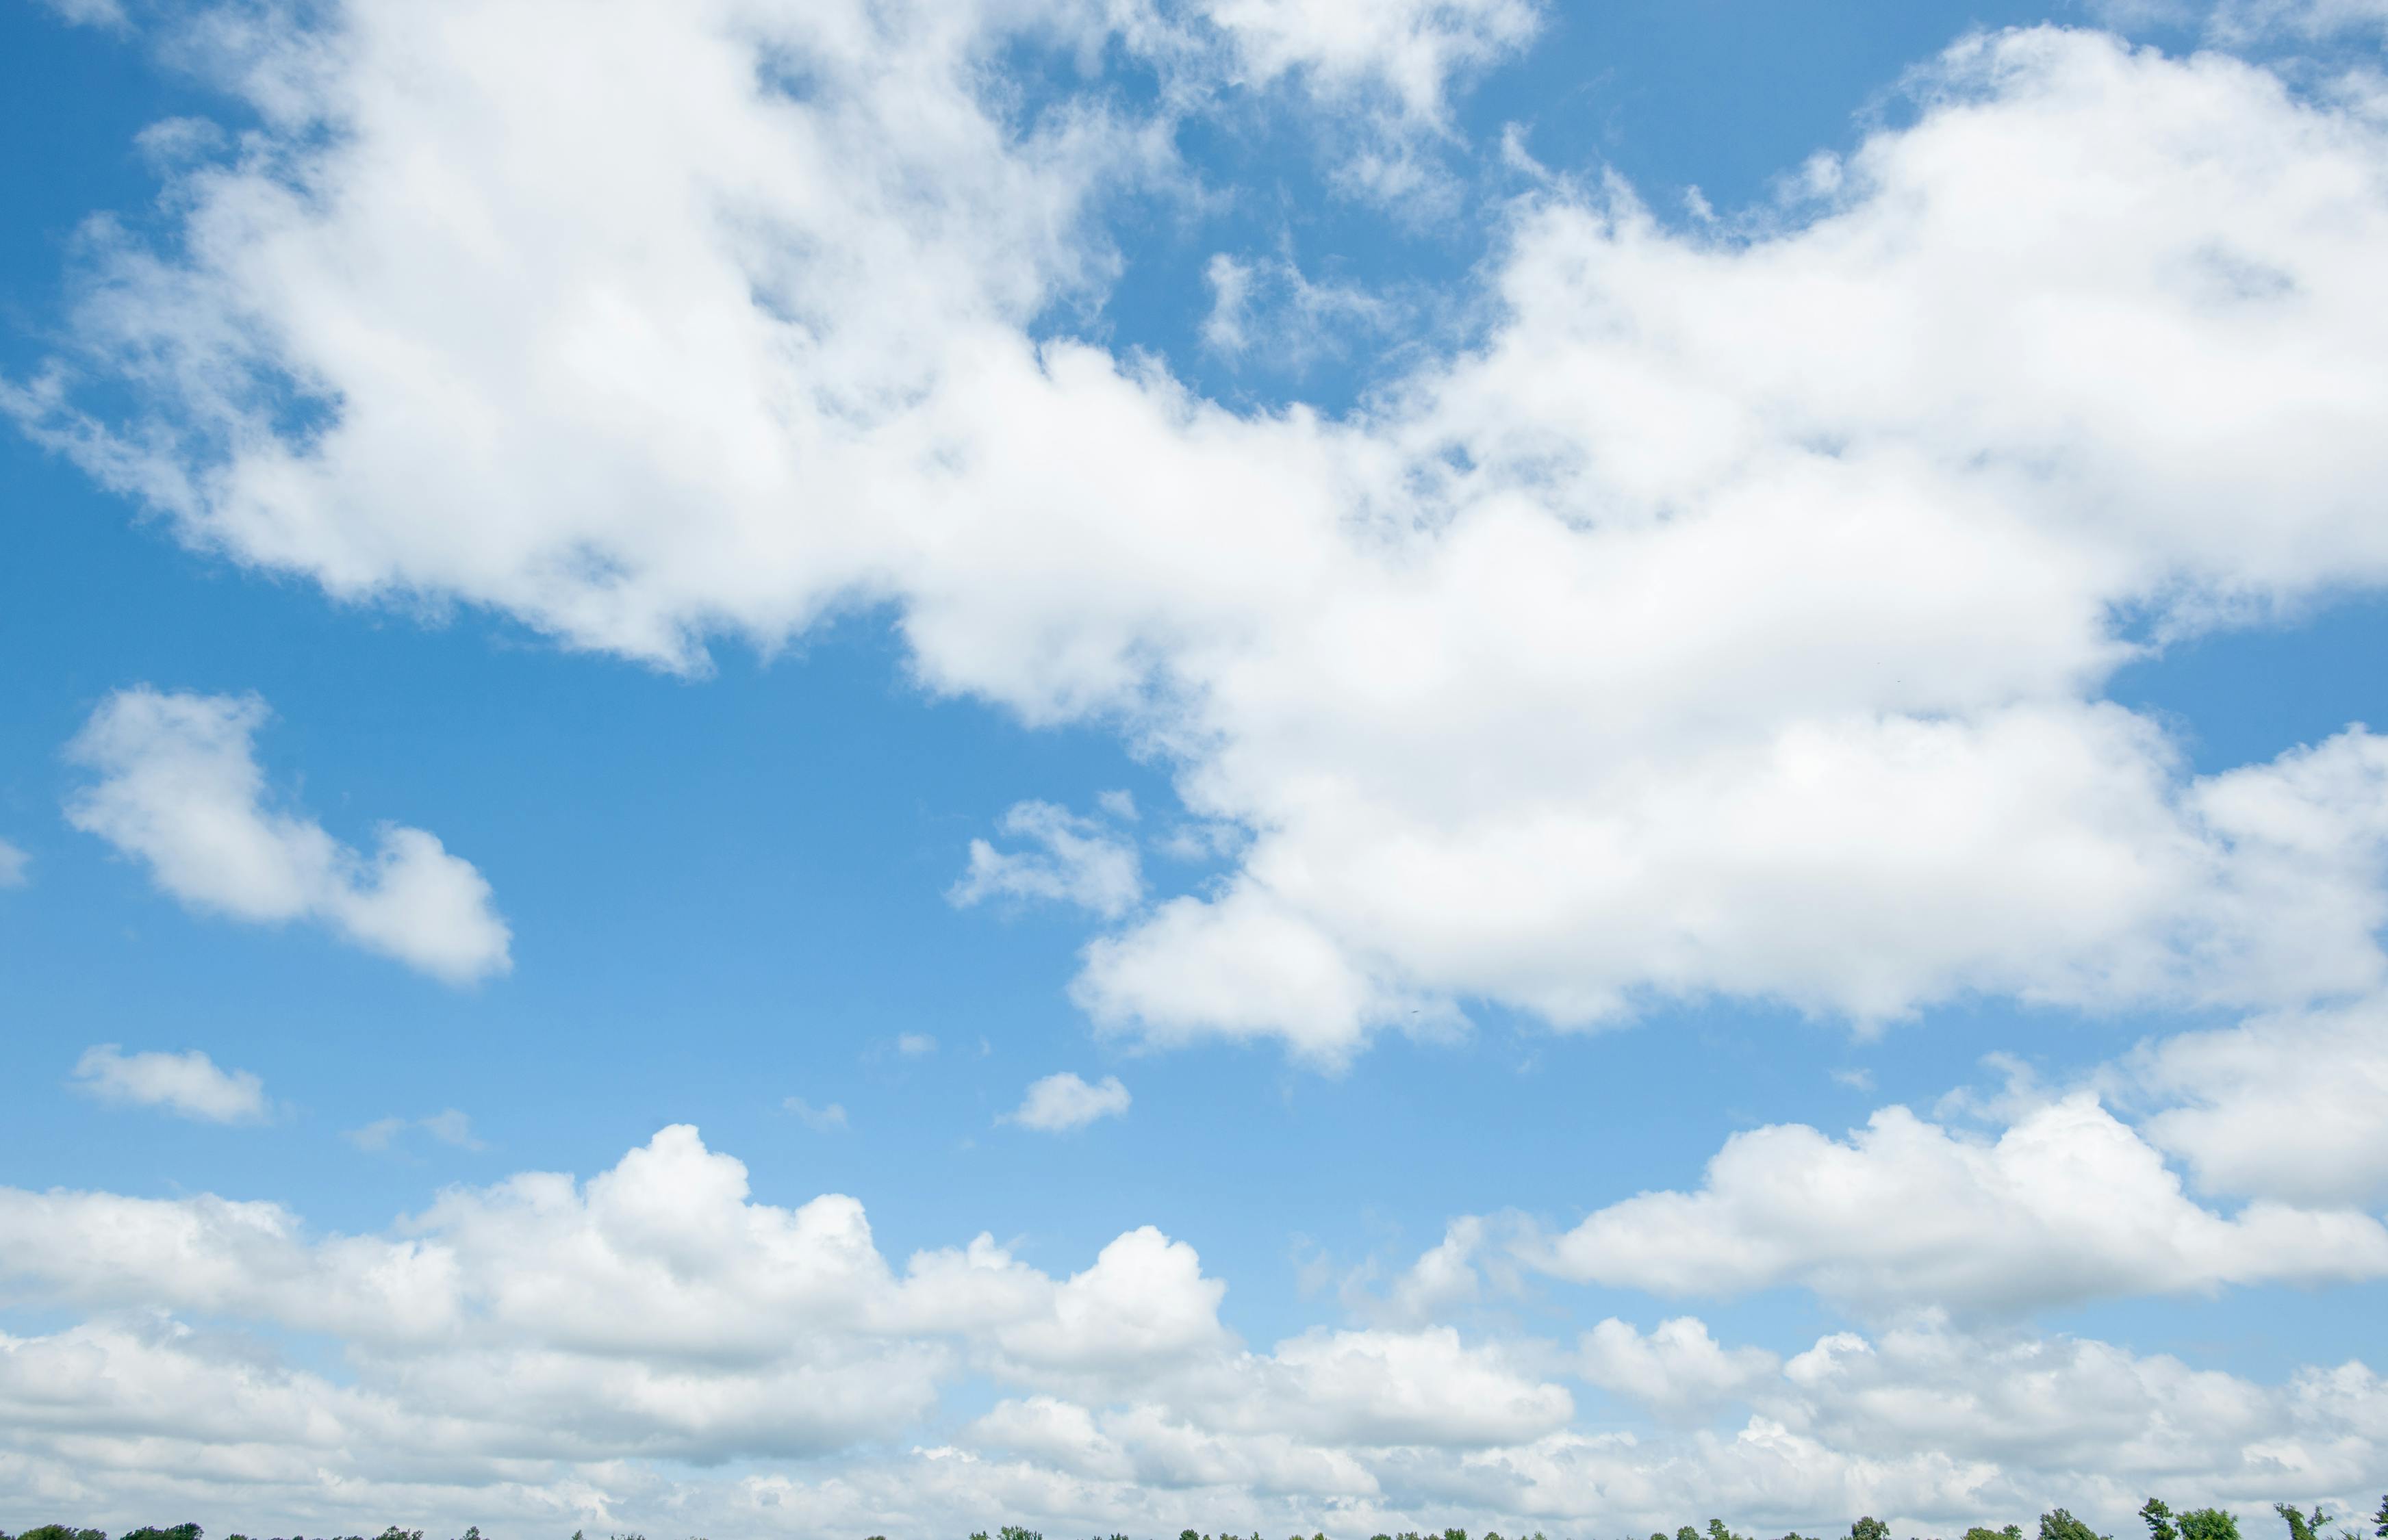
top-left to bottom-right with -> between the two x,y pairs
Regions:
783,1096 -> 850,1132
348,1109 -> 485,1153
949,799 -> 1142,919
71,1045 -> 267,1124
1004,1071 -> 1131,1132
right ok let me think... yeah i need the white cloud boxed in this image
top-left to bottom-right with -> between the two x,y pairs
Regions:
897,1033 -> 939,1057
1521,1317 -> 2388,1530
1006,1070 -> 1133,1131
989,1225 -> 1229,1377
420,1107 -> 482,1148
1516,1092 -> 2388,1313
0,1127 -> 2378,1536
952,800 -> 1144,919
69,1044 -> 267,1124
344,1115 -> 409,1152
0,838 -> 27,888
34,0 -> 127,29
1199,250 -> 1393,366
16,13 -> 2388,1061
1579,1316 -> 1781,1420
346,1109 -> 486,1153
1193,0 -> 1542,122
2124,999 -> 2388,1205
2207,0 -> 2388,38
0,1126 -> 1225,1430
63,688 -> 510,984
785,1096 -> 851,1132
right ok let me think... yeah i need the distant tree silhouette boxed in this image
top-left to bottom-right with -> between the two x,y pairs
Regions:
2042,1509 -> 2111,1540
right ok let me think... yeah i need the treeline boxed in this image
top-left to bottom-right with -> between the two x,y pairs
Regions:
8,1496 -> 2385,1540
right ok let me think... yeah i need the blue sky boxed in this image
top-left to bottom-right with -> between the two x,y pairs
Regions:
3,0 -> 2387,1535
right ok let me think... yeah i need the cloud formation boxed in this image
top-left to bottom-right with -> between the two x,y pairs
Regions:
951,800 -> 1144,919
7,4 -> 2385,1532
0,838 -> 27,888
69,1044 -> 268,1124
64,688 -> 510,983
785,1096 -> 852,1132
347,1109 -> 485,1153
13,9 -> 2388,1058
2124,1000 -> 2388,1205
1006,1070 -> 1133,1131
1195,0 -> 1541,121
0,1125 -> 2377,1536
1516,1092 -> 2388,1313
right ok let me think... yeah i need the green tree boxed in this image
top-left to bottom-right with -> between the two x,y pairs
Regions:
2179,1510 -> 2241,1540
2144,1502 -> 2180,1540
1854,1519 -> 1894,1540
2280,1506 -> 2332,1540
119,1527 -> 203,1540
2374,1497 -> 2388,1540
1682,1525 -> 1705,1540
2042,1511 -> 2110,1540
1966,1526 -> 2024,1540
1711,1520 -> 1751,1540
14,1526 -> 105,1540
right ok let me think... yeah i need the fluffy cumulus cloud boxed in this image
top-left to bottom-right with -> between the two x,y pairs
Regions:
0,837 -> 27,888
68,1044 -> 268,1124
1006,1070 -> 1134,1131
12,5 -> 2388,1064
1579,1317 -> 1779,1421
1554,1317 -> 2387,1528
1513,1092 -> 2388,1314
2122,1001 -> 2388,1205
63,688 -> 510,982
0,1126 -> 2379,1536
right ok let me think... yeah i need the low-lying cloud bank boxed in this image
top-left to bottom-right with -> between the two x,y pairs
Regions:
0,1120 -> 2378,1537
